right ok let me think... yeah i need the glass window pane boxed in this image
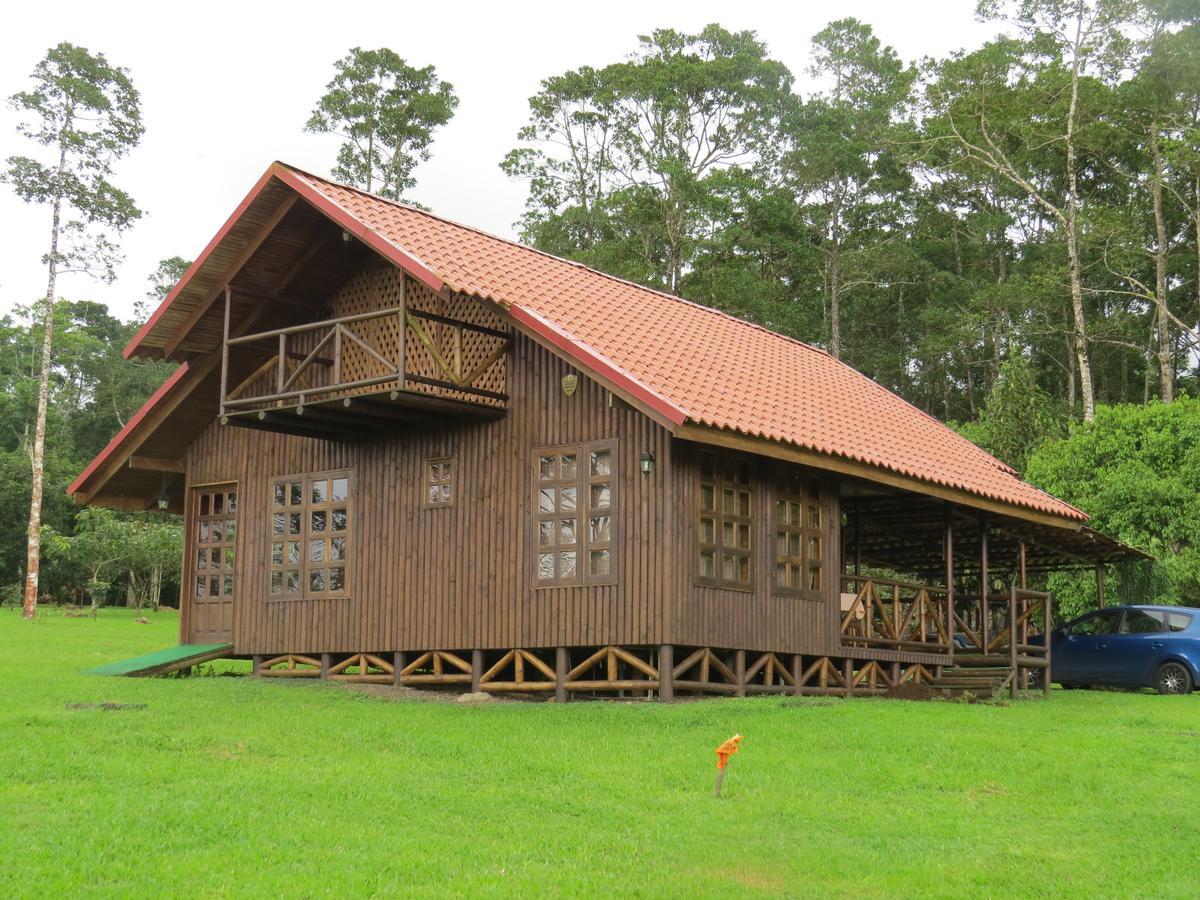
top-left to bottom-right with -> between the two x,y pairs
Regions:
789,501 -> 801,523
195,577 -> 206,598
737,524 -> 750,550
331,537 -> 346,561
213,493 -> 224,515
560,551 -> 576,578
209,576 -> 220,596
274,484 -> 286,507
560,454 -> 577,479
590,549 -> 611,576
223,575 -> 233,596
441,462 -> 452,480
286,570 -> 300,593
539,488 -> 556,513
199,522 -> 210,543
200,494 -> 210,516
700,550 -> 715,578
809,536 -> 821,560
309,569 -> 325,593
738,556 -> 750,583
197,549 -> 208,570
775,500 -> 787,524
538,521 -> 555,547
331,509 -> 347,531
560,487 -> 576,512
738,491 -> 750,517
288,482 -> 301,506
270,571 -> 282,594
311,510 -> 327,533
809,567 -> 821,592
332,478 -> 348,502
1168,612 -> 1193,632
808,504 -> 821,529
1119,609 -> 1164,634
538,456 -> 555,481
438,484 -> 451,503
722,553 -> 736,581
699,517 -> 715,545
287,542 -> 300,564
777,563 -> 788,587
589,515 -> 611,543
589,449 -> 611,476
311,480 -> 327,504
700,484 -> 715,512
310,540 -> 325,562
590,483 -> 611,510
210,521 -> 223,542
226,492 -> 237,513
428,484 -> 442,504
288,513 -> 301,535
227,521 -> 236,542
329,566 -> 345,591
210,549 -> 222,569
537,553 -> 555,580
273,514 -> 284,535
429,462 -> 441,481
776,531 -> 788,556
559,519 -> 577,546
722,488 -> 735,515
225,548 -> 235,569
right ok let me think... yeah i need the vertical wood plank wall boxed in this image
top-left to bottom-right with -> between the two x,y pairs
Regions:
668,446 -> 844,656
185,329 -> 673,655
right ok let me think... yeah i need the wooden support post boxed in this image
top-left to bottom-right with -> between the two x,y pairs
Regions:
979,514 -> 990,653
791,654 -> 802,697
471,649 -> 483,693
853,498 -> 862,576
944,505 -> 955,665
393,651 -> 405,687
842,658 -> 853,698
219,286 -> 231,417
320,653 -> 331,679
891,661 -> 901,686
734,650 -> 746,698
658,644 -> 674,703
1044,593 -> 1054,698
1096,564 -> 1106,609
252,654 -> 263,676
1009,584 -> 1019,700
555,647 -> 568,703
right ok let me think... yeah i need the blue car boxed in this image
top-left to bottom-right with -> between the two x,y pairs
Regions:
1047,605 -> 1200,694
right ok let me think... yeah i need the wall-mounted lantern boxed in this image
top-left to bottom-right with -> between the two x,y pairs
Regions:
639,450 -> 655,476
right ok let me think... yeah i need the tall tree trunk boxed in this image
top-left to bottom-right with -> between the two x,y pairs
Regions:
829,175 -> 843,359
21,141 -> 66,620
1065,7 -> 1095,421
1149,122 -> 1174,402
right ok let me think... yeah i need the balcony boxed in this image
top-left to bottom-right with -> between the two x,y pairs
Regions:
218,302 -> 510,439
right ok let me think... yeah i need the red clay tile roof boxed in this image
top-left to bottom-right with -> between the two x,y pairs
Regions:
279,166 -> 1085,522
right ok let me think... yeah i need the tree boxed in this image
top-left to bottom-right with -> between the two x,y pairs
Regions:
306,48 -> 458,200
1026,398 -> 1200,615
787,18 -> 915,358
503,25 -> 795,295
927,1 -> 1139,421
3,43 -> 143,619
956,354 -> 1063,471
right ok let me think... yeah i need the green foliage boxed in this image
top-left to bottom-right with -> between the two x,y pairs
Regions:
306,48 -> 458,200
957,355 -> 1063,472
1026,398 -> 1200,612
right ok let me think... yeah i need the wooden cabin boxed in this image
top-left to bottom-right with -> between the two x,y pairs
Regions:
70,162 -> 1142,698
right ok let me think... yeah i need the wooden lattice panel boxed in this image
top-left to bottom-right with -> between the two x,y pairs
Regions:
327,268 -> 405,401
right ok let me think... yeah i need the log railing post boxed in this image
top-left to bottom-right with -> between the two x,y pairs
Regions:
276,332 -> 287,395
219,285 -> 231,417
1009,585 -> 1019,699
555,647 -> 568,703
979,514 -> 990,654
944,506 -> 955,664
1044,593 -> 1053,698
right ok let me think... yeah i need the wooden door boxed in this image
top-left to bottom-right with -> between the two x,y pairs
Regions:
186,484 -> 238,644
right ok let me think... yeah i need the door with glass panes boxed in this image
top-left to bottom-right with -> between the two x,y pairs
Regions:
186,484 -> 237,643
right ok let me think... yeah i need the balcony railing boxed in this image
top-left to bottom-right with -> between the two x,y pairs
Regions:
840,574 -> 954,656
219,303 -> 510,421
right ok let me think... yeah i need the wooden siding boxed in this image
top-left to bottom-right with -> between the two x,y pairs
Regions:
667,444 -> 845,656
185,325 -> 672,654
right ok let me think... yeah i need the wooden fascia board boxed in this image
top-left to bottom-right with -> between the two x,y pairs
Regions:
270,165 -> 445,295
125,166 -> 281,359
127,455 -> 186,474
674,423 -> 1086,532
161,192 -> 299,358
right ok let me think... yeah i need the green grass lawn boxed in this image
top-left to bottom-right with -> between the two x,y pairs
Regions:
2,607 -> 1197,897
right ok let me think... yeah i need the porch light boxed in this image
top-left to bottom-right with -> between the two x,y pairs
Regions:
639,450 -> 655,476
156,496 -> 171,511
156,474 -> 170,511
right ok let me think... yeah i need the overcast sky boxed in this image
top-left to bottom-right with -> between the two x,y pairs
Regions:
0,0 -> 998,322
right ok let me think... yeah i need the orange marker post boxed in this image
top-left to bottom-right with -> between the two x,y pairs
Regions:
714,734 -> 743,797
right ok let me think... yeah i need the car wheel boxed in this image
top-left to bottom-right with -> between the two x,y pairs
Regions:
1154,661 -> 1194,695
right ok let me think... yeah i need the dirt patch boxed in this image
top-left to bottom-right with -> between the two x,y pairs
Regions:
880,682 -> 941,702
333,682 -> 528,704
65,701 -> 147,711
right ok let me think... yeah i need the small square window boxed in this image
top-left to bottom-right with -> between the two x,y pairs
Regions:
424,457 -> 455,508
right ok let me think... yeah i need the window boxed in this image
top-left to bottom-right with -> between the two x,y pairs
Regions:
425,457 -> 455,507
774,472 -> 824,598
1068,609 -> 1121,636
534,442 -> 615,585
194,487 -> 237,600
1167,611 -> 1193,632
696,453 -> 752,589
269,471 -> 350,599
1119,609 -> 1164,634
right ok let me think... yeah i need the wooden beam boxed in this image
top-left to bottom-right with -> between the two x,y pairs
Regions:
127,456 -> 185,474
162,193 -> 298,357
